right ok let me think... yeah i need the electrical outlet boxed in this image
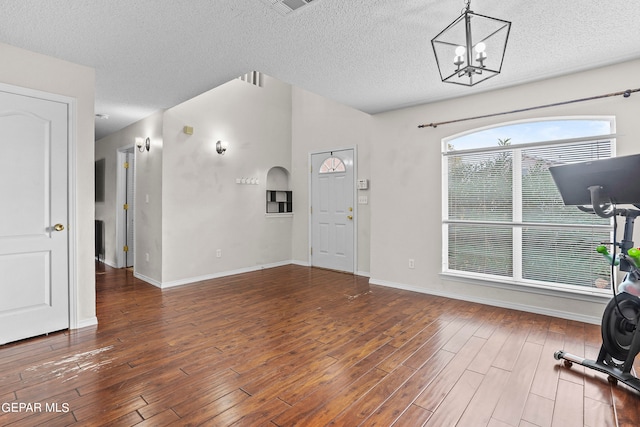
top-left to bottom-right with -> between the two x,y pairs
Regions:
216,249 -> 222,258
409,259 -> 415,269
145,253 -> 149,262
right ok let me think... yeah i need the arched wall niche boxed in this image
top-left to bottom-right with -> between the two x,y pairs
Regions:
266,166 -> 292,213
266,166 -> 290,190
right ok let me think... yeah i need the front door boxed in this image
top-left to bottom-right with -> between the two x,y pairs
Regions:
311,149 -> 355,273
0,88 -> 69,345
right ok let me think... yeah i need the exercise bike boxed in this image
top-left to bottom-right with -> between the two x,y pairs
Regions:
549,154 -> 640,393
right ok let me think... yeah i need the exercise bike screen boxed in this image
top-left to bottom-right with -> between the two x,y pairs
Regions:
549,153 -> 640,206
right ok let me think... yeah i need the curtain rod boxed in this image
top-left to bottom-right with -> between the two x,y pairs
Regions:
417,88 -> 639,129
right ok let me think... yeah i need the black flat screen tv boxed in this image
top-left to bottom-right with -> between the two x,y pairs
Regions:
549,154 -> 640,206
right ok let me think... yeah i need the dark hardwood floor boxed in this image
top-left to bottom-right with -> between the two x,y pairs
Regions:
1,263 -> 639,426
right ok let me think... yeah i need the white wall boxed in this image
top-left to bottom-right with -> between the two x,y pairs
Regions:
369,59 -> 640,323
291,86 -> 373,275
0,42 -> 96,327
161,76 -> 293,285
95,111 -> 163,283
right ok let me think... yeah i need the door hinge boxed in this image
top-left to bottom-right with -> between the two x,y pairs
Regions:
310,247 -> 313,255
123,245 -> 129,252
310,206 -> 312,214
124,162 -> 129,169
123,203 -> 129,210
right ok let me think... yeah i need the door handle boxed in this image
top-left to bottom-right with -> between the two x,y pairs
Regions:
347,215 -> 353,220
54,224 -> 65,231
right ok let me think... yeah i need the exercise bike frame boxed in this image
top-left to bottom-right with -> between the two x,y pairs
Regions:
554,185 -> 640,393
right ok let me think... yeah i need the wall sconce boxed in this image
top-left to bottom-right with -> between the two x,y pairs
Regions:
216,140 -> 228,155
136,137 -> 150,152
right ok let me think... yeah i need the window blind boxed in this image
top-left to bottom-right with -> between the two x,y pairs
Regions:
445,137 -> 613,290
448,151 -> 513,222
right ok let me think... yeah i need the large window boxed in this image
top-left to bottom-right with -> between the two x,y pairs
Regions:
443,118 -> 615,292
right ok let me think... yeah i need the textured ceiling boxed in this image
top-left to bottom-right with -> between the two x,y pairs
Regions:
1,0 -> 639,140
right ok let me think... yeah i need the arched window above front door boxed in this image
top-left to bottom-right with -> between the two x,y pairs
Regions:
319,156 -> 346,173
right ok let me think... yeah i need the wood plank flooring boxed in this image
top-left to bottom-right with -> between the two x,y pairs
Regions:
1,264 -> 639,426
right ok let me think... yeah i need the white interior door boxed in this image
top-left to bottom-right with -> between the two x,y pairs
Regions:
0,89 -> 69,345
116,148 -> 135,268
125,151 -> 135,267
311,149 -> 355,273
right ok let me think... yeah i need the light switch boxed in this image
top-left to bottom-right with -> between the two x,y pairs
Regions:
358,196 -> 368,204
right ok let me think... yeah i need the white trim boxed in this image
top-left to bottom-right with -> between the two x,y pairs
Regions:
443,133 -> 617,156
443,219 -> 611,230
266,213 -> 294,218
442,115 -> 616,148
76,316 -> 98,329
99,259 -> 118,269
442,148 -> 449,273
369,276 -> 606,325
439,271 -> 611,301
308,152 -> 312,266
513,149 -> 523,280
353,146 -> 359,274
153,261 -> 295,289
67,98 -> 79,329
133,271 -> 162,288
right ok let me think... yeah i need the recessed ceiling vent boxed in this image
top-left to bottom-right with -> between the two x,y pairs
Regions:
262,0 -> 316,16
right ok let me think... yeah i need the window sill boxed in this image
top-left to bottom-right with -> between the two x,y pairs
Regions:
439,271 -> 612,303
265,213 -> 293,218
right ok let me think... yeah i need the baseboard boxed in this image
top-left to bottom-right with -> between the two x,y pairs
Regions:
133,272 -> 163,288
291,260 -> 368,277
369,277 -> 602,325
73,316 -> 98,329
97,259 -> 117,269
159,260 -> 295,289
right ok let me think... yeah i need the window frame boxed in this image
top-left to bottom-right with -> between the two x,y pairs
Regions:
319,156 -> 346,174
441,116 -> 616,297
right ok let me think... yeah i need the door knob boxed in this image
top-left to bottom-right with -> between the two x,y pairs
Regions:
54,224 -> 65,231
347,215 -> 353,220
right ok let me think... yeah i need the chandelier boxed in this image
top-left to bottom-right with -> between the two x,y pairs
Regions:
431,0 -> 511,86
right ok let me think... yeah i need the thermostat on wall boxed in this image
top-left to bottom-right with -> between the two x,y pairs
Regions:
357,179 -> 369,190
